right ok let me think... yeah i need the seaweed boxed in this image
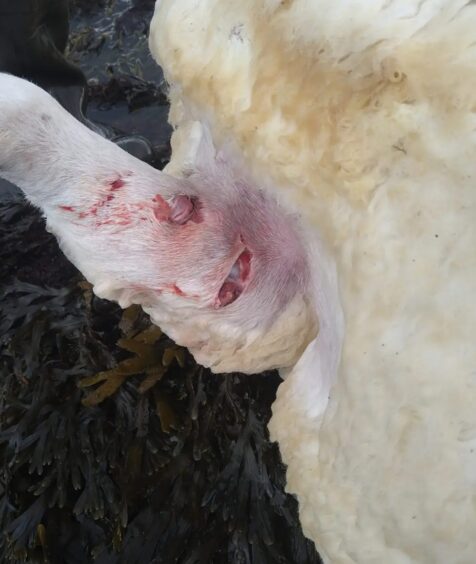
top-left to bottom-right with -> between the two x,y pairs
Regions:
87,72 -> 168,113
0,196 -> 320,563
0,1 -> 322,561
0,197 -> 78,288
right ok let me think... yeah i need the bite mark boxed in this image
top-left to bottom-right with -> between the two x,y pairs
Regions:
215,248 -> 252,308
171,284 -> 185,296
110,178 -> 125,191
152,194 -> 170,221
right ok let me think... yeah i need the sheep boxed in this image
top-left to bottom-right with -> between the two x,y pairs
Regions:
0,72 -> 317,374
149,0 -> 476,562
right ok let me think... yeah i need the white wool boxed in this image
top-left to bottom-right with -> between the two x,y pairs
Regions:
150,1 -> 476,562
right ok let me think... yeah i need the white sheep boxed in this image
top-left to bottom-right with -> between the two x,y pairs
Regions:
0,72 -> 316,374
149,0 -> 476,562
1,0 -> 474,560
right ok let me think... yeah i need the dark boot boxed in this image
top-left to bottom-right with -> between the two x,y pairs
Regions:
0,0 -> 154,162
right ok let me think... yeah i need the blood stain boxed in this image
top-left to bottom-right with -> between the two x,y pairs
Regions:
110,178 -> 125,191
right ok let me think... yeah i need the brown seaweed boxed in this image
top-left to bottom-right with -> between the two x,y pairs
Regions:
0,1 -> 321,561
0,198 -> 321,564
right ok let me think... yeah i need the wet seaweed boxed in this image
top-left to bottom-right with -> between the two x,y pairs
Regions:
0,198 -> 78,288
0,198 -> 320,563
87,72 -> 168,113
0,1 -> 322,561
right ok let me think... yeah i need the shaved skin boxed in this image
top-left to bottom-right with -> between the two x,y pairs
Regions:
54,170 -> 253,306
0,73 -> 316,372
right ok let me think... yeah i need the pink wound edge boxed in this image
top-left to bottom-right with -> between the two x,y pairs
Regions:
236,249 -> 251,281
168,195 -> 195,225
216,248 -> 252,308
109,178 -> 125,191
217,281 -> 243,308
152,194 -> 171,221
60,180 -> 196,229
166,284 -> 186,296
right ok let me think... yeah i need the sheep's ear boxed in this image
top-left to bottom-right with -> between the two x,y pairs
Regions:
165,121 -> 216,178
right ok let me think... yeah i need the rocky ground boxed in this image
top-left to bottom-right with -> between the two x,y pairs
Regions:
0,1 -> 321,562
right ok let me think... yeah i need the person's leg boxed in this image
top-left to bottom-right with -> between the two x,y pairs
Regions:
0,0 -> 87,118
43,0 -> 70,53
0,0 -> 85,87
0,0 -> 153,161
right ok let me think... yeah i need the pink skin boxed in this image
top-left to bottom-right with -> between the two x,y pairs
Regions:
215,247 -> 252,307
60,177 -> 192,226
0,73 -> 314,373
57,173 -> 254,306
168,194 -> 197,224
